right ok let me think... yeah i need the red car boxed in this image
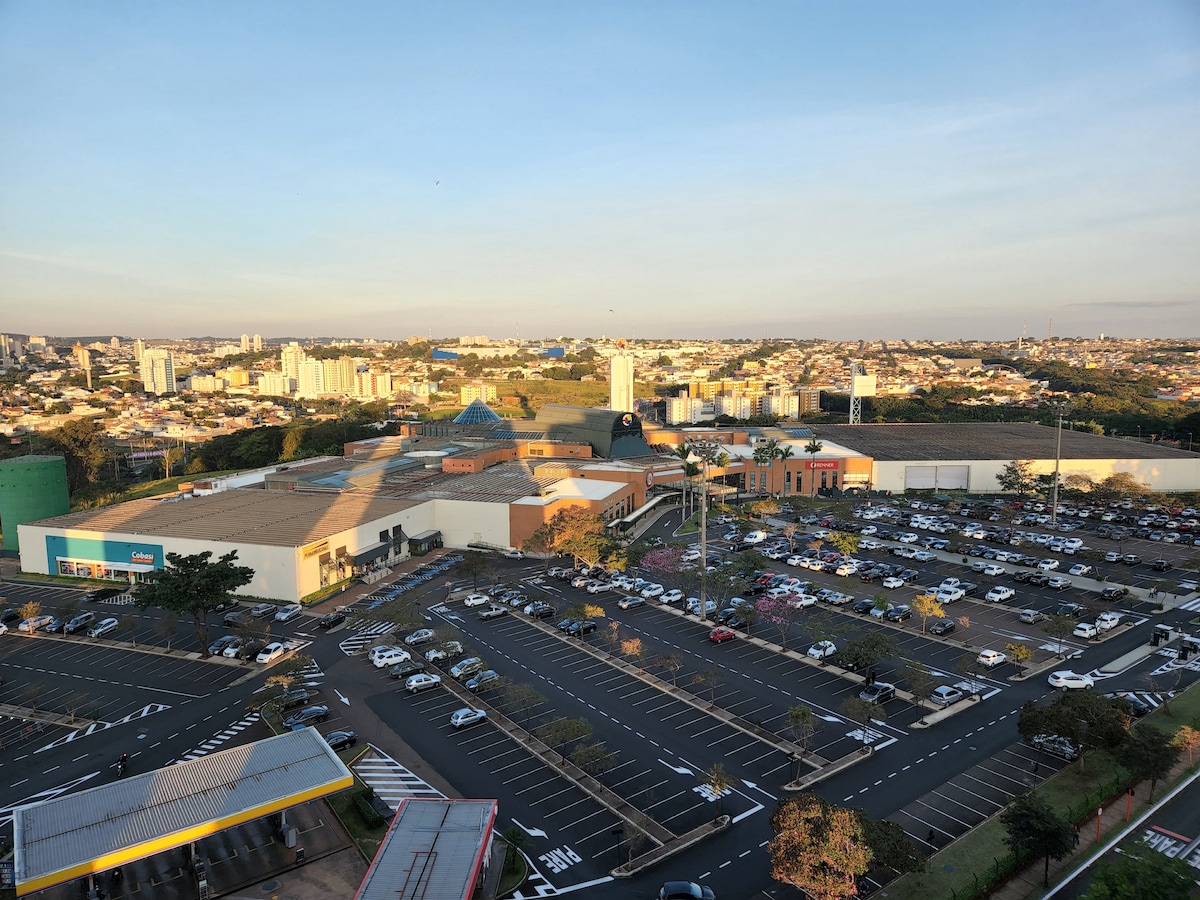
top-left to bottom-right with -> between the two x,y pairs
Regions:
708,626 -> 737,644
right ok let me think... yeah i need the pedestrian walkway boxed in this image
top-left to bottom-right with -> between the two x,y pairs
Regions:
170,712 -> 262,764
337,621 -> 396,656
351,745 -> 445,810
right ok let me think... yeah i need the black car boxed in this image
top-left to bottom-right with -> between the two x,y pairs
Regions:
223,610 -> 248,627
1099,587 -> 1128,601
928,618 -> 956,636
568,620 -> 597,636
885,605 -> 912,622
389,660 -> 426,679
1013,570 -> 1034,583
527,602 -> 556,619
1,609 -> 21,625
284,705 -> 331,729
1151,559 -> 1172,572
1026,573 -> 1050,586
235,638 -> 268,660
208,634 -> 239,655
465,669 -> 502,692
83,587 -> 124,602
276,688 -> 311,710
324,730 -> 358,751
1105,691 -> 1152,718
659,882 -> 716,900
1057,602 -> 1086,618
44,617 -> 68,634
556,618 -> 578,632
852,599 -> 876,614
317,611 -> 346,629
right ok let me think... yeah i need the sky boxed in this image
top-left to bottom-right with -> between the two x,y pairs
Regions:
1,1 -> 1198,342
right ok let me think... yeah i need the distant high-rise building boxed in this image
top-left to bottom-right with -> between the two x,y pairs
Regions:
27,335 -> 47,352
72,342 -> 90,370
240,333 -> 250,353
110,336 -> 120,349
609,352 -> 634,412
252,334 -> 263,351
460,383 -> 498,405
257,373 -> 295,396
297,358 -> 326,398
280,342 -> 306,381
134,338 -> 145,361
140,348 -> 176,396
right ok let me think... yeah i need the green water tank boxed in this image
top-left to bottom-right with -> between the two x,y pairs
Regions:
0,455 -> 70,553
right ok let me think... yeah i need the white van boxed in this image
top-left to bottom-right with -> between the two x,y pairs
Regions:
743,530 -> 768,544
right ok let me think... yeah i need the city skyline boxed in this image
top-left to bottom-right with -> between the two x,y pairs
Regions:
2,2 -> 1197,341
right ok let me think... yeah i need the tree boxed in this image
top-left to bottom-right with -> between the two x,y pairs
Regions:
957,653 -> 984,698
803,439 -> 824,499
1042,615 -> 1077,658
501,683 -> 545,729
828,531 -> 859,559
1172,724 -> 1200,766
786,705 -> 820,758
691,668 -> 724,705
18,600 -> 42,628
522,524 -> 556,572
733,603 -> 758,634
768,794 -> 872,898
1081,848 -> 1195,900
901,661 -> 935,722
454,551 -> 494,590
911,593 -> 944,635
120,616 -> 139,646
756,594 -> 805,649
836,632 -> 898,674
1000,792 -> 1075,887
133,551 -> 255,655
154,612 -> 179,650
1018,692 -> 1128,773
571,741 -> 617,775
841,697 -> 883,753
533,717 -> 592,761
548,507 -> 613,569
621,637 -> 645,669
656,652 -> 683,686
704,762 -> 734,815
872,590 -> 891,617
1005,642 -> 1033,676
996,460 -> 1037,497
1116,725 -> 1180,800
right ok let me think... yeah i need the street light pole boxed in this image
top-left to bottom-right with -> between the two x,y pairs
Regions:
687,437 -> 722,626
1050,402 -> 1068,529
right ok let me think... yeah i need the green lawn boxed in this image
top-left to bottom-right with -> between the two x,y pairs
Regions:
882,680 -> 1200,900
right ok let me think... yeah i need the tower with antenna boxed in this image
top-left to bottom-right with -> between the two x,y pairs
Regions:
848,363 -> 875,425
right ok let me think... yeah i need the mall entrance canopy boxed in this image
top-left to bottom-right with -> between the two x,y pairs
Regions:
12,728 -> 353,896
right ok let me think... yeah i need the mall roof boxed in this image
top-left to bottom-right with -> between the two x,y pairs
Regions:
812,423 -> 1199,462
29,488 -> 421,547
13,729 -> 353,896
355,798 -> 497,900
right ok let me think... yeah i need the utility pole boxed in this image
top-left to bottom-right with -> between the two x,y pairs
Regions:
687,437 -> 722,625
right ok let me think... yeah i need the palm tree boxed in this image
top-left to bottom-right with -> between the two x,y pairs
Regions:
776,444 -> 794,497
672,443 -> 696,515
804,438 -> 823,500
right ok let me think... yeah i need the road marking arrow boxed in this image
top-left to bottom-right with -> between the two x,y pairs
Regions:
659,758 -> 693,775
334,689 -> 350,707
511,818 -> 547,838
741,779 -> 778,800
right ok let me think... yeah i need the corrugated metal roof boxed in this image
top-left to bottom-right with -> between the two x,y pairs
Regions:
14,729 -> 353,893
355,799 -> 497,900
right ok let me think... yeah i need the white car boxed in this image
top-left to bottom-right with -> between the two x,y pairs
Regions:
982,564 -> 1006,577
1068,564 -> 1093,577
610,575 -> 635,590
368,644 -> 403,663
17,615 -> 54,633
502,549 -> 525,559
274,604 -> 303,623
450,707 -> 488,729
463,593 -> 490,607
640,584 -> 664,599
807,640 -> 837,659
1048,670 -> 1094,690
87,617 -> 120,638
1096,612 -> 1122,631
936,588 -> 965,603
859,539 -> 883,550
373,647 -> 412,668
586,581 -> 612,594
660,589 -> 684,605
1037,558 -> 1060,571
912,550 -> 936,562
789,594 -> 818,608
1073,622 -> 1099,639
939,578 -> 962,591
985,586 -> 1015,603
405,673 -> 442,693
680,549 -> 701,563
897,533 -> 919,543
881,577 -> 905,589
256,642 -> 287,664
571,575 -> 592,588
1104,551 -> 1122,563
977,649 -> 1007,668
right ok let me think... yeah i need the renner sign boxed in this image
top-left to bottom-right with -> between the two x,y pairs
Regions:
806,460 -> 840,470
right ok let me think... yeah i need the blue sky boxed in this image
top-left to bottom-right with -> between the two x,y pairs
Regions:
2,1 -> 1197,341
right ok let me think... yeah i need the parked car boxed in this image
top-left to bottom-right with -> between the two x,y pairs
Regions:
525,602 -> 556,619
502,549 -> 525,559
250,603 -> 276,618
274,604 -> 303,623
276,688 -> 311,710
1018,609 -> 1048,624
881,576 -> 905,589
568,620 -> 598,637
807,641 -> 837,660
463,593 -> 490,607
884,605 -> 912,623
859,682 -> 895,703
1099,587 -> 1128,601
1048,670 -> 1094,689
404,628 -> 436,646
373,648 -> 412,668
1072,622 -> 1099,639
659,883 -> 716,900
976,649 -> 1007,668
389,660 -> 426,679
405,673 -> 442,693
708,626 -> 737,643
317,611 -> 346,629
1047,576 -> 1073,591
425,641 -> 464,662
284,705 -> 330,728
64,611 -> 96,634
1068,564 -> 1093,577
1105,692 -> 1152,717
985,586 -> 1015,603
223,610 -> 249,627
449,707 -> 488,729
661,589 -> 685,605
87,617 -> 120,638
449,657 -> 486,680
208,634 -> 239,655
618,596 -> 646,610
478,604 -> 508,620
256,642 -> 288,664
465,669 -> 502,692
1030,733 -> 1080,760
930,685 -> 964,707
1096,612 -> 1123,631
1057,603 -> 1086,618
324,730 -> 358,751
928,618 -> 956,636
18,615 -> 54,633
